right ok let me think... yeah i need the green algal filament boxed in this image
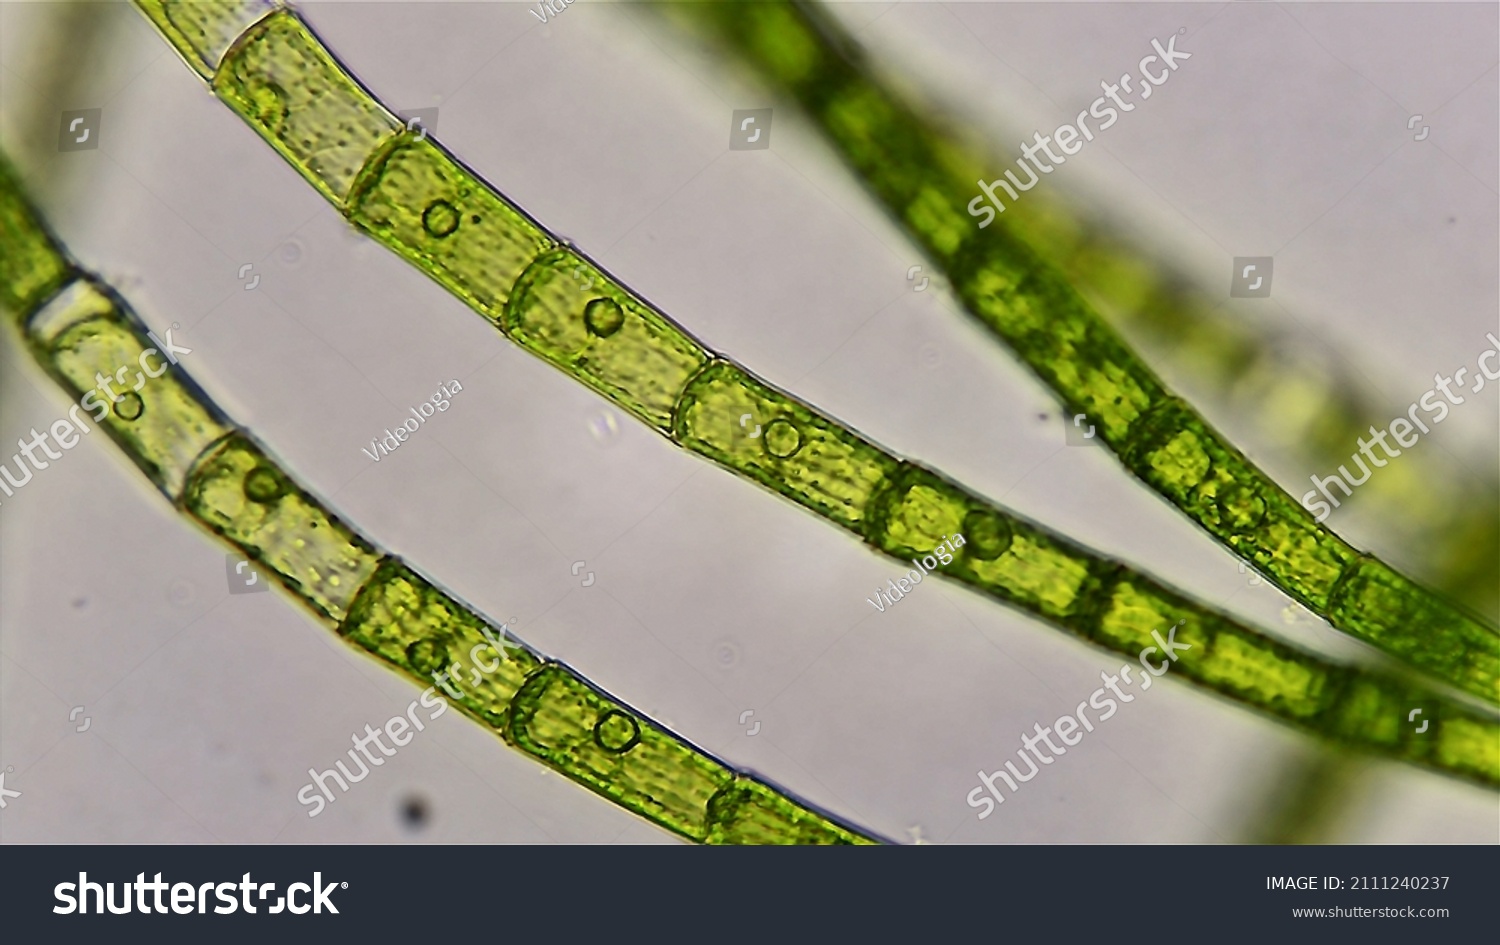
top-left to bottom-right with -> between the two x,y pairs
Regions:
663,0 -> 1500,698
123,3 -> 1500,777
0,155 -> 879,845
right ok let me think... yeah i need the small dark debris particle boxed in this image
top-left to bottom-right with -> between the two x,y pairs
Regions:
401,795 -> 429,829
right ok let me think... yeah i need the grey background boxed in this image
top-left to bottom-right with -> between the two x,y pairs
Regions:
0,1 -> 1495,844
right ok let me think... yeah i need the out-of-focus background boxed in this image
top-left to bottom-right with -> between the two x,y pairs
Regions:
0,1 -> 1495,844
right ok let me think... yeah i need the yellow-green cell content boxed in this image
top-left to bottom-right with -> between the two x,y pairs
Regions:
672,0 -> 1500,704
0,152 -> 879,843
116,2 -> 1500,781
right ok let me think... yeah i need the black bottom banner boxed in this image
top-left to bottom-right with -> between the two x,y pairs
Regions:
3,843 -> 1496,942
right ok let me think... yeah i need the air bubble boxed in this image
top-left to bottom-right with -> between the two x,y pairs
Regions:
113,392 -> 144,421
593,709 -> 641,754
422,200 -> 461,238
583,297 -> 624,338
243,465 -> 286,503
763,418 -> 802,458
962,509 -> 1012,561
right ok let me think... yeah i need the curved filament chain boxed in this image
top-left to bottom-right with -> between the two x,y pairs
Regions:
0,155 -> 880,845
656,0 -> 1500,700
118,1 -> 1500,779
